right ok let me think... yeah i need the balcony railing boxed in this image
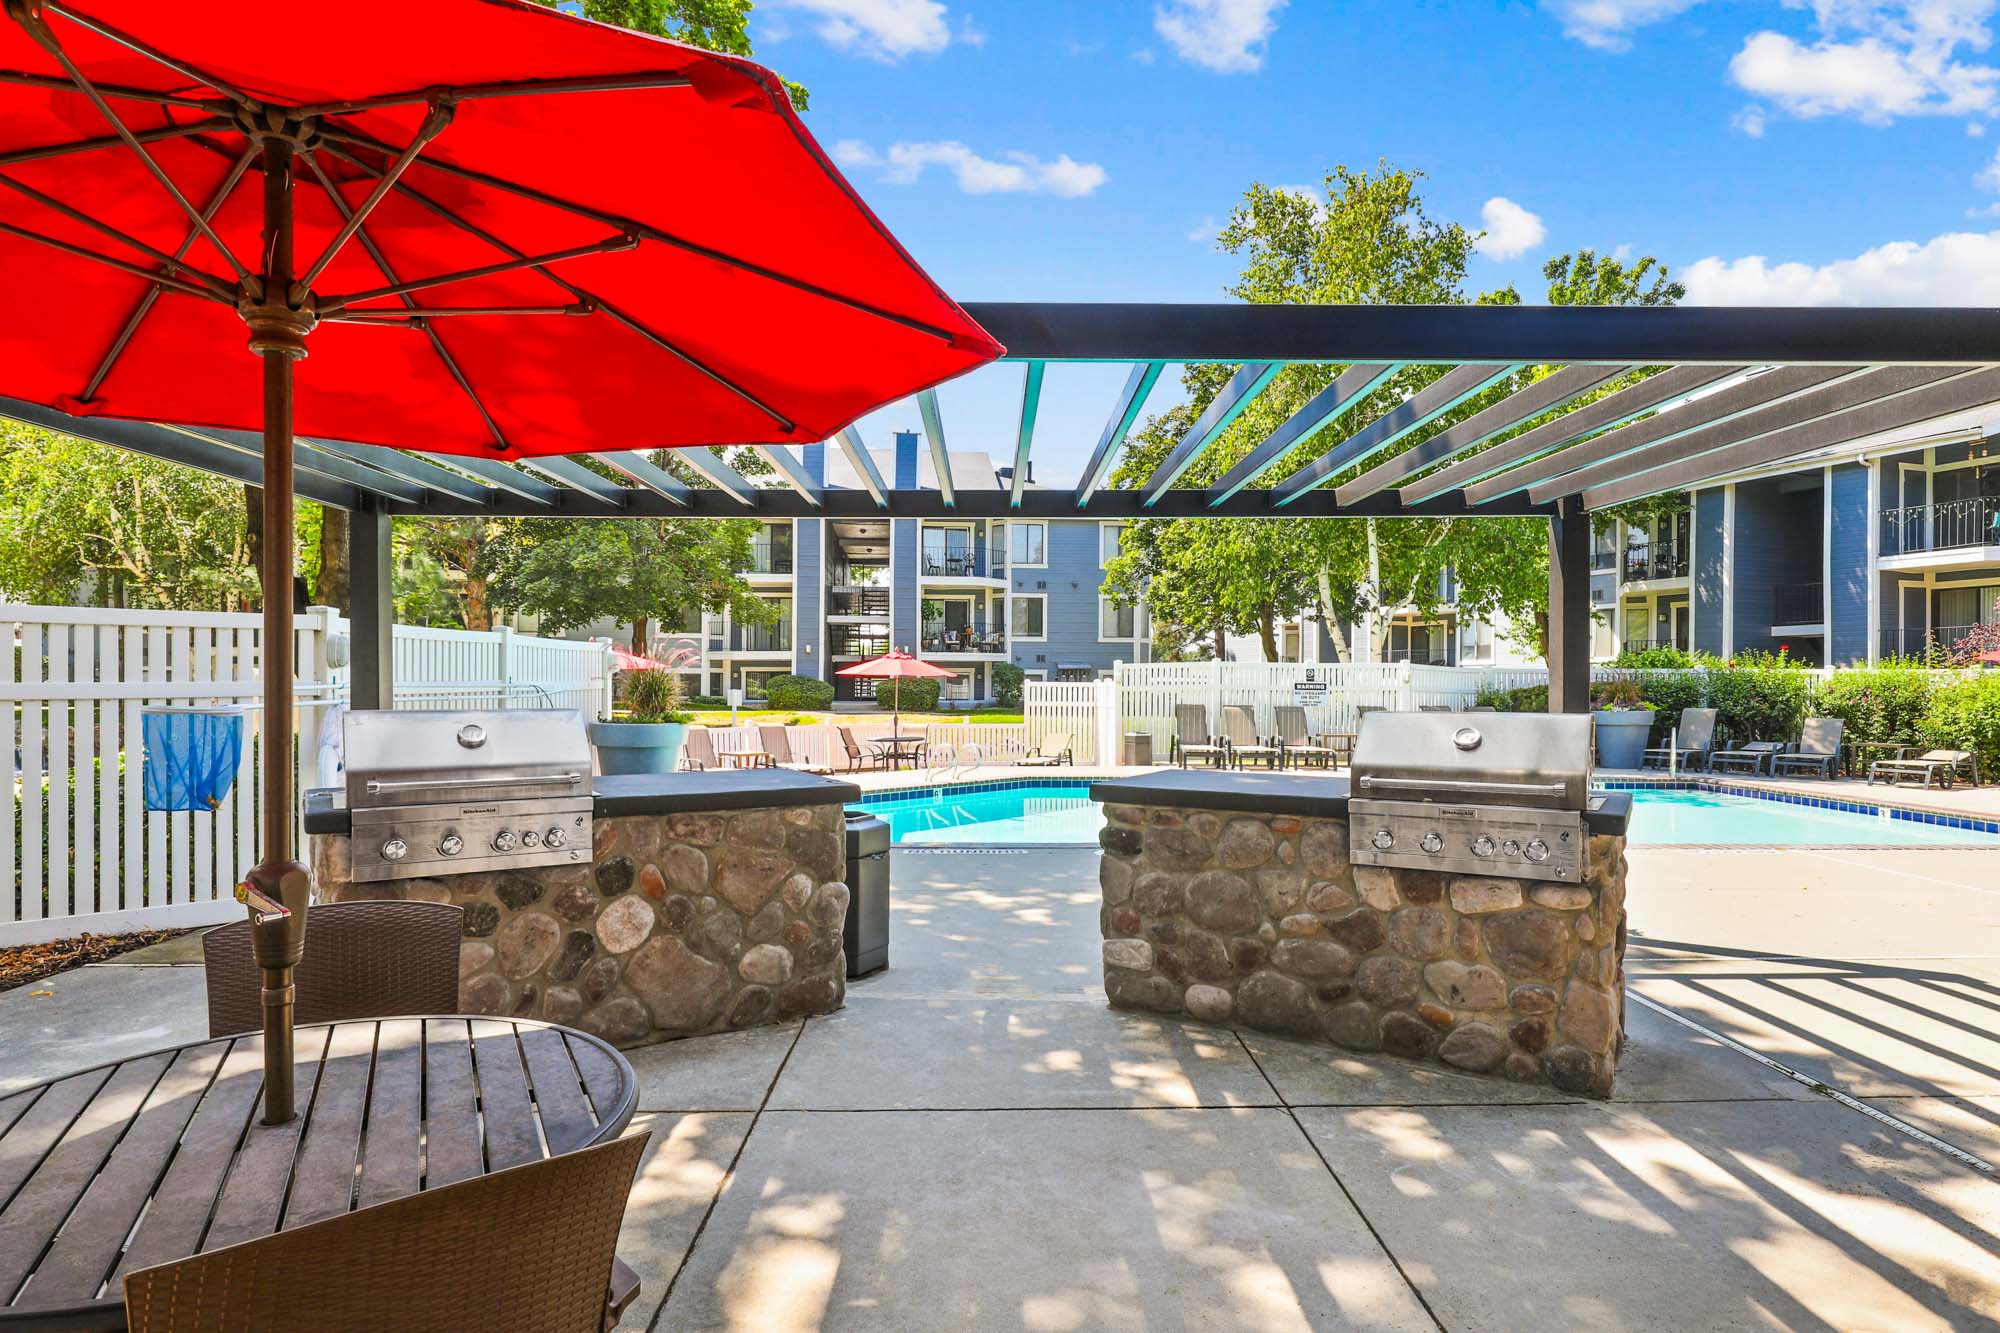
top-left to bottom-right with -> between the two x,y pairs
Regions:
737,623 -> 791,652
1880,498 -> 2000,556
1772,582 -> 1824,625
829,631 -> 889,658
1382,646 -> 1451,666
1882,623 -> 1979,661
921,622 -> 1005,654
919,549 -> 981,578
831,587 -> 889,617
1620,636 -> 1689,656
748,536 -> 793,575
1622,540 -> 1688,582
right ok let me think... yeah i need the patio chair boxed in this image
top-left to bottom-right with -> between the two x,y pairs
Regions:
123,1131 -> 651,1333
1870,749 -> 1981,790
1172,704 -> 1229,768
837,726 -> 889,772
1771,717 -> 1844,779
1019,731 -> 1073,766
759,725 -> 834,775
203,901 -> 461,1038
1707,740 -> 1787,776
1642,707 -> 1718,772
1220,705 -> 1282,770
1271,705 -> 1338,770
680,726 -> 719,772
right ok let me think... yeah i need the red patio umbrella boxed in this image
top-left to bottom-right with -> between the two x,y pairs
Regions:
0,0 -> 999,1122
836,649 -> 956,737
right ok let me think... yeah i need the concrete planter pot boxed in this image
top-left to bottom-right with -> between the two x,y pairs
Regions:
589,720 -> 687,775
1592,709 -> 1655,771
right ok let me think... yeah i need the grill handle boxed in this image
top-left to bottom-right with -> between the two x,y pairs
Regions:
1356,776 -> 1569,799
363,771 -> 584,796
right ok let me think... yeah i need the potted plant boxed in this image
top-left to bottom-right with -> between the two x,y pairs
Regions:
591,664 -> 693,775
1591,678 -> 1658,770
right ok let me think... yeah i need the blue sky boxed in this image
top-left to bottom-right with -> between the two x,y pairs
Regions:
743,0 -> 2000,484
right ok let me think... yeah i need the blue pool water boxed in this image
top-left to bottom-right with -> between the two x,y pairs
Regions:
852,781 -> 2000,848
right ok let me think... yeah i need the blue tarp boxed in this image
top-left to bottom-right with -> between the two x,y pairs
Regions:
142,708 -> 245,812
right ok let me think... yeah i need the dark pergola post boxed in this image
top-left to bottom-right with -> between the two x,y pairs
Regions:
1548,498 -> 1592,714
350,497 -> 395,712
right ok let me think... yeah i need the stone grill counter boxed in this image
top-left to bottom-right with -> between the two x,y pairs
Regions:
1091,772 -> 1633,1097
305,770 -> 858,1047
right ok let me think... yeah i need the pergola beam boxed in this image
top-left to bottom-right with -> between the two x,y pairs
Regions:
516,454 -> 629,508
1205,362 -> 1399,506
1273,363 -> 1519,506
1141,361 -> 1278,504
594,450 -> 691,504
1012,360 -> 1043,508
677,447 -> 760,505
836,426 -> 888,507
1074,360 -> 1163,504
427,454 -> 560,504
750,443 -> 822,505
918,388 -> 954,508
305,438 -> 497,504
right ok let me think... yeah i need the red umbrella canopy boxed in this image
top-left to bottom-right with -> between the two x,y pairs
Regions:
835,650 -> 957,680
0,0 -> 1001,456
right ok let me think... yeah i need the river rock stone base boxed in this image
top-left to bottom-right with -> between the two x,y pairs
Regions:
313,803 -> 848,1046
1098,804 -> 1627,1097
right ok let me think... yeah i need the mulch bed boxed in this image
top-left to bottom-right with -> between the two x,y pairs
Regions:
0,929 -> 192,994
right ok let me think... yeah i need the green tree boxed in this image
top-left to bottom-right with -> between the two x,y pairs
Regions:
528,0 -> 808,109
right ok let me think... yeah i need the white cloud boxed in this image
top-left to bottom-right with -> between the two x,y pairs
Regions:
1188,217 -> 1222,243
1683,229 -> 2000,304
1979,144 -> 2000,189
1473,197 -> 1548,260
1544,0 -> 1703,52
833,139 -> 1109,197
766,0 -> 952,61
1154,0 -> 1287,73
1733,103 -> 1769,136
1129,47 -> 1157,63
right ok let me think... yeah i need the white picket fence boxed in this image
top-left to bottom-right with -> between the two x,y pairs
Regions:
1021,680 -> 1119,764
4,605 -> 612,945
699,720 -> 1031,771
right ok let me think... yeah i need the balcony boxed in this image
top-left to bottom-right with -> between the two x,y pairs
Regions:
1382,645 -> 1451,666
1622,540 -> 1688,583
1772,582 -> 1824,625
735,622 -> 791,653
921,621 -> 1006,655
830,586 -> 889,618
1882,623 -> 1979,661
829,630 -> 889,659
748,536 -> 793,575
1881,498 -> 2000,556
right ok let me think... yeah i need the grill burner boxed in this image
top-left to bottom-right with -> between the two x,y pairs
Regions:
1348,712 -> 1599,885
343,709 -> 593,883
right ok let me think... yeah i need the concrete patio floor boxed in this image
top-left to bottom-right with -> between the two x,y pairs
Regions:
4,845 -> 1999,1330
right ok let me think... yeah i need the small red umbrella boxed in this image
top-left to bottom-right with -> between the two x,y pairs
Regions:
0,0 -> 998,1122
836,649 -> 955,736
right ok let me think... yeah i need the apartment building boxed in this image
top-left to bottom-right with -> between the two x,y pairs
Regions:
699,431 -> 1149,705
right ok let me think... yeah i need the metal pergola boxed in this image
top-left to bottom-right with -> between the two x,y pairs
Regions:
11,300 -> 2000,715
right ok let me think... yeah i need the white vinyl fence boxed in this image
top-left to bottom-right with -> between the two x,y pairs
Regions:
4,605 -> 612,945
1021,680 -> 1119,764
706,720 -> 1030,772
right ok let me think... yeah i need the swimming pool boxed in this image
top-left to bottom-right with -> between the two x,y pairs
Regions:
851,779 -> 2000,848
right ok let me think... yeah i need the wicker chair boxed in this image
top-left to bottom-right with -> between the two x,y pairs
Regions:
203,900 -> 462,1038
123,1131 -> 650,1333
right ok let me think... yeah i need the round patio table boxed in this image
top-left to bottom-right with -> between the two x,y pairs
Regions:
0,1015 -> 636,1330
877,734 -> 929,769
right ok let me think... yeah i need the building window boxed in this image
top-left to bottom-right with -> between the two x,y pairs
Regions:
1098,522 -> 1123,566
1100,596 -> 1136,640
942,669 -> 976,702
740,597 -> 791,652
738,667 -> 785,699
920,524 -> 974,577
1009,521 -> 1046,567
1458,617 -> 1494,663
1011,594 -> 1047,641
1591,525 -> 1618,572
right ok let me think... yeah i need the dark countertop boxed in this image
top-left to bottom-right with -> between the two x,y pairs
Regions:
305,769 -> 863,835
1090,770 -> 1632,836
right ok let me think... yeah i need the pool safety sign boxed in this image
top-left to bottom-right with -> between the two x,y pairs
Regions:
1294,669 -> 1328,701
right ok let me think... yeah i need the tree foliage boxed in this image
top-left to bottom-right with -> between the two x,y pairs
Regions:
527,0 -> 808,108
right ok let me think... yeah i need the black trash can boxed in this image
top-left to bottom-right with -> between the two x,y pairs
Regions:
842,810 -> 890,977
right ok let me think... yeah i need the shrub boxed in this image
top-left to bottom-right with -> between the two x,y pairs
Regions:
1473,681 -> 1548,712
1610,644 -> 1715,669
1590,679 -> 1653,711
688,694 -> 727,709
1631,670 -> 1707,744
993,663 -> 1026,710
764,673 -> 834,710
1916,673 -> 2000,776
1812,664 -> 1937,748
880,676 -> 941,712
1705,651 -> 1812,743
620,668 -> 689,724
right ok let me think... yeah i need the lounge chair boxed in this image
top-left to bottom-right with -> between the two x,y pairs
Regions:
759,725 -> 834,775
1220,705 -> 1282,770
1172,704 -> 1229,768
1771,717 -> 1844,779
838,726 -> 889,772
1642,707 -> 1718,772
1019,731 -> 1072,766
1870,749 -> 1981,790
204,901 -> 461,1038
1272,705 -> 1338,769
123,1132 -> 651,1333
680,726 -> 719,771
1708,740 -> 1787,776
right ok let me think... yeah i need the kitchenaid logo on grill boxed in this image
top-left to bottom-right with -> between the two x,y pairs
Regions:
1440,806 -> 1477,817
460,806 -> 500,815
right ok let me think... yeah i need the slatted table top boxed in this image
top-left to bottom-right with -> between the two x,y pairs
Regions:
0,1016 -> 637,1328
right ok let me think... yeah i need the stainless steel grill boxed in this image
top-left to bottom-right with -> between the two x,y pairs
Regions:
1349,712 -> 1596,884
344,709 -> 593,883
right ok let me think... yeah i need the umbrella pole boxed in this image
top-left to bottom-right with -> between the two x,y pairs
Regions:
239,133 -> 315,1126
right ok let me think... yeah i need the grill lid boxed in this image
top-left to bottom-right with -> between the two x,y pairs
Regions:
344,709 -> 591,809
1351,712 -> 1593,811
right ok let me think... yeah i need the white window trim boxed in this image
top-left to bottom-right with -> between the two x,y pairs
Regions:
1097,521 -> 1124,569
1020,667 -> 1048,681
1098,593 -> 1138,642
1009,520 -> 1048,569
1010,592 -> 1048,642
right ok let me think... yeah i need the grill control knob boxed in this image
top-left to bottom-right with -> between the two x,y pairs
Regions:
521,830 -> 543,849
1471,834 -> 1496,857
1524,838 -> 1551,863
1502,838 -> 1522,857
1370,828 -> 1394,850
380,837 -> 409,862
1419,832 -> 1444,853
491,829 -> 519,853
544,827 -> 568,850
437,833 -> 464,858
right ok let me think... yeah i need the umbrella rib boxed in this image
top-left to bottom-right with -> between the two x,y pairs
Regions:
301,148 -> 514,454
0,68 -> 224,110
314,140 -> 800,435
291,102 -> 454,302
0,216 -> 228,303
42,2 -> 255,105
0,170 -> 235,300
319,124 -> 967,347
297,72 -> 694,118
0,117 -> 231,169
81,145 -> 256,403
317,236 -> 638,312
